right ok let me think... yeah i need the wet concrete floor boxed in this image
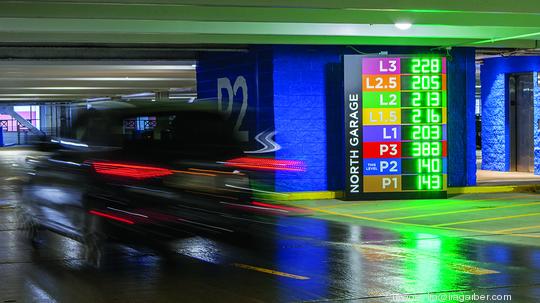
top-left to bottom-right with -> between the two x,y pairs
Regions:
1,148 -> 539,302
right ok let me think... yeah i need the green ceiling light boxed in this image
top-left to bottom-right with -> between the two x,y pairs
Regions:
470,31 -> 540,45
395,22 -> 412,30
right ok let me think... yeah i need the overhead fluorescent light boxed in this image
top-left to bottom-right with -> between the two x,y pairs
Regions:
121,92 -> 154,99
86,97 -> 111,102
394,22 -> 412,30
60,140 -> 88,148
23,87 -> 126,90
17,77 -> 195,81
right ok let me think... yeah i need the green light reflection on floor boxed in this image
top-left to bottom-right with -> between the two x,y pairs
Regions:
399,232 -> 469,302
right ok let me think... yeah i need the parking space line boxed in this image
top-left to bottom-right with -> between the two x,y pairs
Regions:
451,264 -> 499,275
232,263 -> 309,280
351,201 -> 462,214
353,244 -> 499,275
304,206 -> 540,239
511,233 -> 540,238
354,195 -> 528,215
305,206 -> 398,225
495,225 -> 540,233
388,201 -> 540,221
316,200 -> 402,209
317,194 -> 528,212
433,212 -> 540,227
424,225 -> 540,239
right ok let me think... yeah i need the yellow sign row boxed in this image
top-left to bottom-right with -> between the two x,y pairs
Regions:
363,108 -> 447,125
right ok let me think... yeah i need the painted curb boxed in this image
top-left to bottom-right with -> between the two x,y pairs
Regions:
269,185 -> 539,201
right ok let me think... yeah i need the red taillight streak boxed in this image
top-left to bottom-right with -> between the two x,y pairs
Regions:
89,210 -> 135,225
225,157 -> 305,172
251,201 -> 305,213
90,161 -> 173,179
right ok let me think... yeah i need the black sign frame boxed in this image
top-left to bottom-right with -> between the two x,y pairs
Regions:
342,54 -> 448,201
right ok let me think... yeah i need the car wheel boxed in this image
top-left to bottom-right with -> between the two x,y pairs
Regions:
17,208 -> 43,249
83,233 -> 104,268
83,215 -> 105,269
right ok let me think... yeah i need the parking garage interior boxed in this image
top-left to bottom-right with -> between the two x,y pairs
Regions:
2,47 -> 540,187
0,46 -> 202,146
1,1 -> 540,302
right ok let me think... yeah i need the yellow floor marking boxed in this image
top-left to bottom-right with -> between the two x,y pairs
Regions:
305,206 -> 398,225
232,263 -> 309,280
388,201 -> 540,221
448,185 -> 536,194
434,212 -> 540,227
305,206 -> 540,239
4,177 -> 21,181
512,233 -> 540,238
316,200 -> 402,209
450,264 -> 499,275
308,206 -> 493,234
354,244 -> 403,261
349,200 -> 462,214
260,185 -> 537,201
495,225 -> 540,233
317,194 -> 528,212
431,225 -> 540,239
352,195 -> 530,215
280,191 -> 337,200
353,244 -> 499,275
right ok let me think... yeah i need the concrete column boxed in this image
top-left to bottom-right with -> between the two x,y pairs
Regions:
155,91 -> 170,102
40,104 -> 54,136
153,91 -> 170,140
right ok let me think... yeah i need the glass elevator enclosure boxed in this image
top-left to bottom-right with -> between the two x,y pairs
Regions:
509,73 -> 534,173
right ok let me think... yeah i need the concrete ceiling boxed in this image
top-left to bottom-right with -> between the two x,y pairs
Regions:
0,60 -> 196,102
0,0 -> 539,48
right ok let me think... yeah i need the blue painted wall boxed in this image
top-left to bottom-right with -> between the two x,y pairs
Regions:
271,46 -> 477,190
447,48 -> 477,186
196,47 -> 275,151
481,56 -> 540,172
272,46 -> 342,192
197,45 -> 477,192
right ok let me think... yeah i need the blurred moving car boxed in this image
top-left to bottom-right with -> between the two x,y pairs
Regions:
18,101 -> 305,267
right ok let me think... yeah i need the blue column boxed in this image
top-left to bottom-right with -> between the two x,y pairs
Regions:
198,45 -> 479,192
447,48 -> 477,186
196,47 -> 275,153
534,72 -> 540,174
272,46 -> 343,192
481,56 -> 540,173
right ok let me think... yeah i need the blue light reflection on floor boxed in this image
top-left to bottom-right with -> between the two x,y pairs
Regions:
275,217 -> 329,301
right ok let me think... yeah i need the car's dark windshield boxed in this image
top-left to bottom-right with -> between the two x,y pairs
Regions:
73,109 -> 243,158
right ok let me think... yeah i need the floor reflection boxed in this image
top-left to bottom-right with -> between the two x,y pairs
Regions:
4,211 -> 540,302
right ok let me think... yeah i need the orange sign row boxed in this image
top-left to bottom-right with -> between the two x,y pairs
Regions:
362,75 -> 447,92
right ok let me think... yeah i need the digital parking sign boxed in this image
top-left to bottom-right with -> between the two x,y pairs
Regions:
343,55 -> 447,200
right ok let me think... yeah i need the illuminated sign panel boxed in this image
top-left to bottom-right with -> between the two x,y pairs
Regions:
344,55 -> 447,200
